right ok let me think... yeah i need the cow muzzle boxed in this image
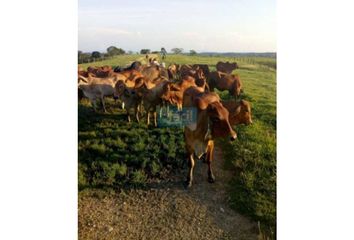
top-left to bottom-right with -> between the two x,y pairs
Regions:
230,132 -> 237,141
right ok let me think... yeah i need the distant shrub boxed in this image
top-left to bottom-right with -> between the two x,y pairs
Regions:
79,131 -> 97,140
89,142 -> 107,155
149,160 -> 161,176
78,164 -> 88,189
113,163 -> 127,177
131,170 -> 147,186
90,161 -> 115,186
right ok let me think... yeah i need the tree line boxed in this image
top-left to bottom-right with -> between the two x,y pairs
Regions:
78,46 -> 198,64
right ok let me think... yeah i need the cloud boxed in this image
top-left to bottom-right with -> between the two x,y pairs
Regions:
79,27 -> 134,36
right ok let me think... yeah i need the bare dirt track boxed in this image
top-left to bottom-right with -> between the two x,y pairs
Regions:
78,147 -> 258,240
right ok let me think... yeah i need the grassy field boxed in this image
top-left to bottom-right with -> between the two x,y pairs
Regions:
79,54 -> 276,237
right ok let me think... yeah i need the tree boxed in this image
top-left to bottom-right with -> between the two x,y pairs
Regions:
78,51 -> 91,64
91,51 -> 101,59
171,48 -> 183,54
107,46 -> 125,56
140,49 -> 151,54
189,50 -> 197,55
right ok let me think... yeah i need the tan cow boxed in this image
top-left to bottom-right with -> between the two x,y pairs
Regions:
141,65 -> 169,82
114,80 -> 142,122
78,75 -> 119,112
167,63 -> 181,80
216,61 -> 238,74
136,78 -> 169,126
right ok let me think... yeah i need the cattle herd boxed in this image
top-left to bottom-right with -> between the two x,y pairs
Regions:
78,57 -> 253,187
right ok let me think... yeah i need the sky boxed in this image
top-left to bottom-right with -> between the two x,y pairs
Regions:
78,0 -> 276,53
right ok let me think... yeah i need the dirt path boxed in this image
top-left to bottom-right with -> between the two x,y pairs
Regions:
79,147 -> 258,240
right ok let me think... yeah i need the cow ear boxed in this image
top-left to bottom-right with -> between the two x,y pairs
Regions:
207,102 -> 219,114
135,77 -> 144,86
78,75 -> 88,83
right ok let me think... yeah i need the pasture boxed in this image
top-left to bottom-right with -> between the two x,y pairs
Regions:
78,54 -> 276,239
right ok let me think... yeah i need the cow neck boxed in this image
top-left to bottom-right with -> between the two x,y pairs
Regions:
204,117 -> 212,140
196,110 -> 211,140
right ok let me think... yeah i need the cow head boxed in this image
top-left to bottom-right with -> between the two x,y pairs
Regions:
87,66 -> 98,74
195,93 -> 237,141
113,80 -> 126,99
222,100 -> 252,125
231,75 -> 242,97
160,82 -> 173,102
207,102 -> 237,141
168,64 -> 180,80
195,69 -> 206,87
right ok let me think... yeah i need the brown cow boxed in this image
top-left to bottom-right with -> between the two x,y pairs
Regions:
183,90 -> 253,188
192,64 -> 210,78
111,69 -> 144,87
114,61 -> 143,73
221,99 -> 253,125
208,71 -> 242,97
161,69 -> 207,109
216,61 -> 238,74
183,87 -> 237,188
179,64 -> 195,78
95,66 -> 113,78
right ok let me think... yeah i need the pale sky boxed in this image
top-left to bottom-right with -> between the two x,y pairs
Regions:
78,0 -> 276,53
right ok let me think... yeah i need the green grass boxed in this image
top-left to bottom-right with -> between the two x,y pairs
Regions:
78,54 -> 276,238
78,99 -> 186,189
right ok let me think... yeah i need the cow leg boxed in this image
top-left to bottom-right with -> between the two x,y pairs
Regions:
206,140 -> 215,183
91,97 -> 97,112
139,103 -> 143,117
101,95 -> 107,113
234,92 -> 238,102
135,105 -> 140,122
147,111 -> 150,125
186,153 -> 195,188
126,108 -> 131,122
153,111 -> 157,127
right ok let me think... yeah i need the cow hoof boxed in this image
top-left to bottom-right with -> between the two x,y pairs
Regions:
208,175 -> 215,183
184,181 -> 193,188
